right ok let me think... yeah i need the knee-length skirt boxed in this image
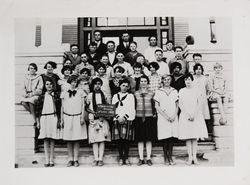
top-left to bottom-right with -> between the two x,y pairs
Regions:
134,117 -> 157,142
111,120 -> 135,141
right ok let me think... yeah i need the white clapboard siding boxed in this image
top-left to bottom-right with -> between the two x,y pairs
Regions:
174,17 -> 189,46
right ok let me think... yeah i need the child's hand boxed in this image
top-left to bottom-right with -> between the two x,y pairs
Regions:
57,120 -> 61,129
36,121 -> 40,130
80,116 -> 85,125
60,119 -> 64,129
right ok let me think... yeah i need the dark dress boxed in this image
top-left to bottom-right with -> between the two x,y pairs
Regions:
134,90 -> 157,142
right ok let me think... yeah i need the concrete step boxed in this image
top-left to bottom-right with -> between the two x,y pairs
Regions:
16,143 -> 217,167
16,147 -> 234,168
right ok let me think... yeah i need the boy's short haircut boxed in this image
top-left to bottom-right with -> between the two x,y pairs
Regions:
193,53 -> 202,58
166,40 -> 174,45
174,46 -> 183,51
89,42 -> 97,47
92,77 -> 103,86
148,35 -> 157,41
155,49 -> 163,54
70,44 -> 79,48
106,40 -> 115,46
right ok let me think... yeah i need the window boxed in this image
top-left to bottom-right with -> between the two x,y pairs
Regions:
96,17 -> 156,27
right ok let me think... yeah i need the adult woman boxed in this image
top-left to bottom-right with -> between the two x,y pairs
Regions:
124,41 -> 143,67
111,78 -> 135,165
178,73 -> 208,165
20,63 -> 43,125
154,75 -> 178,165
192,63 -> 210,120
58,65 -> 73,93
134,75 -> 157,166
41,61 -> 60,93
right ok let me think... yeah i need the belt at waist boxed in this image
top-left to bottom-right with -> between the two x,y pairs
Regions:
41,112 -> 56,116
63,112 -> 82,116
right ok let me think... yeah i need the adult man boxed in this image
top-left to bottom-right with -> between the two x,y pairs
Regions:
189,53 -> 203,74
106,40 -> 118,66
93,30 -> 107,57
143,36 -> 161,63
169,46 -> 189,75
87,42 -> 101,69
116,32 -> 131,56
63,44 -> 81,67
154,49 -> 170,76
74,53 -> 95,76
170,62 -> 186,91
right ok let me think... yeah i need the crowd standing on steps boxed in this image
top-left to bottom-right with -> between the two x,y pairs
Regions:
20,32 -> 229,167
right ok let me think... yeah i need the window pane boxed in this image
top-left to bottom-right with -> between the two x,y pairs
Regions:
145,17 -> 155,25
127,17 -> 144,25
97,17 -> 108,26
108,17 -> 127,26
162,31 -> 167,38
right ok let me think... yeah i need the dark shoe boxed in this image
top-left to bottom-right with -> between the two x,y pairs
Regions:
67,160 -> 74,167
49,162 -> 55,167
92,160 -> 98,166
146,159 -> 153,166
44,163 -> 50,167
98,160 -> 104,166
74,161 -> 79,167
137,159 -> 144,166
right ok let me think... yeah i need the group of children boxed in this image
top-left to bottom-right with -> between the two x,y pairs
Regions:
20,40 -> 229,167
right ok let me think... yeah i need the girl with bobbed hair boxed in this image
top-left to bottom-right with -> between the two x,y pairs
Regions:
178,73 -> 208,165
192,63 -> 210,120
85,77 -> 111,166
60,74 -> 88,167
154,74 -> 179,165
134,75 -> 157,166
20,63 -> 44,126
41,61 -> 60,93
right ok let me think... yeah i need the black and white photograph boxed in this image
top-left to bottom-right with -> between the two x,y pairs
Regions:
14,17 -> 234,168
1,0 -> 250,185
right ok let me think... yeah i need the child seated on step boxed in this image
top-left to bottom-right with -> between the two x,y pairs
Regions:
208,62 -> 229,125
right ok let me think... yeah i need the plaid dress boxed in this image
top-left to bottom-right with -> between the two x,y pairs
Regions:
111,92 -> 136,141
148,74 -> 162,92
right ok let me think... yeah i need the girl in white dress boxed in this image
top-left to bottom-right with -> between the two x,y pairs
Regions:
86,78 -> 111,166
154,75 -> 178,165
178,73 -> 208,165
192,63 -> 210,120
61,75 -> 88,167
58,65 -> 72,93
36,79 -> 61,167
